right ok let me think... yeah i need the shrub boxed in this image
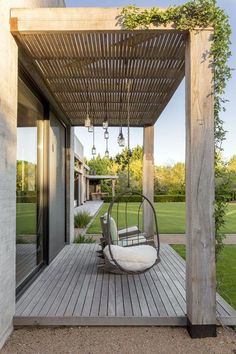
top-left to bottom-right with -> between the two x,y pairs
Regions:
74,211 -> 92,228
154,195 -> 185,203
74,234 -> 96,244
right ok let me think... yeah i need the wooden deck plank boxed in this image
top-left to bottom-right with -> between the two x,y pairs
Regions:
63,245 -> 96,316
16,246 -> 73,316
55,245 -> 92,316
16,246 -> 71,313
121,275 -> 133,317
133,275 -> 150,317
107,274 -> 116,317
14,243 -> 236,326
139,273 -> 159,316
99,272 -> 109,316
24,246 -> 79,316
115,275 -> 124,317
149,267 -> 176,317
46,246 -> 85,316
152,264 -> 184,316
127,275 -> 142,317
72,245 -> 98,315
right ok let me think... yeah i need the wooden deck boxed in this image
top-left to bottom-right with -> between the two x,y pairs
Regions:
14,244 -> 236,326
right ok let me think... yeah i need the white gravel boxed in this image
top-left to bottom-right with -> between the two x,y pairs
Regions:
1,326 -> 236,354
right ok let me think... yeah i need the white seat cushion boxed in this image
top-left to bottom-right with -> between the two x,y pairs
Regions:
103,245 -> 157,272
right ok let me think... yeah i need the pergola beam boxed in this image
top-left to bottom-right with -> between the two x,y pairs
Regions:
10,8 -> 177,33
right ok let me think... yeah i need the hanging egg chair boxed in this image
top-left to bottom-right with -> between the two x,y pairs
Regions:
99,190 -> 160,274
98,79 -> 160,274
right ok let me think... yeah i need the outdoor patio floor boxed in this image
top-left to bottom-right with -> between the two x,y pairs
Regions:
14,244 -> 236,327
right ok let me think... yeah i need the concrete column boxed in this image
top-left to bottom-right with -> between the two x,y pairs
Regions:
142,125 -> 154,236
65,126 -> 74,244
0,3 -> 18,348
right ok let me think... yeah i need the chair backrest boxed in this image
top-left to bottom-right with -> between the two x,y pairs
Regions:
100,215 -> 108,239
100,214 -> 118,244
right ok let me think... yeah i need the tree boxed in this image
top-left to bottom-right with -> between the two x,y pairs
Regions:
228,155 -> 236,173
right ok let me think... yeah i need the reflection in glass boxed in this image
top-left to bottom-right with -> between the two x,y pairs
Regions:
16,79 -> 44,287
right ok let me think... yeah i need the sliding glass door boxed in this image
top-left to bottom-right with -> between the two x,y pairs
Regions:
16,78 -> 44,288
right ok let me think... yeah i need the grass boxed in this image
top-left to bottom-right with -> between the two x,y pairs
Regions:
87,202 -> 236,234
74,211 -> 92,228
16,203 -> 36,235
172,244 -> 236,310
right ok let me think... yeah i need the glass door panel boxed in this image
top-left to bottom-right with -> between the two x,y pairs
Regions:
16,78 -> 44,288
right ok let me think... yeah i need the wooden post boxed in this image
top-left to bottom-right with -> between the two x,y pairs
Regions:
65,126 -> 74,243
86,178 -> 90,201
142,125 -> 154,236
111,179 -> 116,198
185,30 -> 216,338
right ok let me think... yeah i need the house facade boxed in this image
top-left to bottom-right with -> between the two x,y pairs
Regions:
0,0 -> 73,348
1,1 -> 235,349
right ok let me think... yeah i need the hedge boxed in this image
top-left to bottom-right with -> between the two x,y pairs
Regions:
16,191 -> 36,203
103,195 -> 185,203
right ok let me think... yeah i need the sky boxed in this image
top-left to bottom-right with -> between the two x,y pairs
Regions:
65,0 -> 236,165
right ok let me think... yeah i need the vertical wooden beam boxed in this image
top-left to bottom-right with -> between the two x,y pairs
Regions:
111,179 -> 116,198
185,30 -> 216,338
65,126 -> 74,244
86,178 -> 90,201
142,125 -> 154,236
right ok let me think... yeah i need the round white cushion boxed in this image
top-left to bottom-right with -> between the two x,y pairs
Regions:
103,245 -> 157,272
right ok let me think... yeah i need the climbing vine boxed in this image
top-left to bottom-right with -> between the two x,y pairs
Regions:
121,0 -> 232,258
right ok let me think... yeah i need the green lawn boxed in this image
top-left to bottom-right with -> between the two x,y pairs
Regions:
172,245 -> 236,310
16,203 -> 36,235
87,202 -> 236,234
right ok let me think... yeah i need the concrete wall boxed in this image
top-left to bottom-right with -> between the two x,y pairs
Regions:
74,135 -> 84,161
0,0 -> 65,349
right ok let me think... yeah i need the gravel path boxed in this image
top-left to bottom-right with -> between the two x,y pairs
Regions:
1,327 -> 236,354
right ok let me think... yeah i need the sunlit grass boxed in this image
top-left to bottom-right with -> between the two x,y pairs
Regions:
87,202 -> 236,234
172,245 -> 236,310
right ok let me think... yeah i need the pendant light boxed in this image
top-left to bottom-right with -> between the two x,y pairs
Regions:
117,96 -> 125,146
105,137 -> 109,157
91,126 -> 96,155
84,101 -> 91,127
103,119 -> 108,129
118,126 -> 125,147
103,90 -> 109,129
104,128 -> 109,140
88,124 -> 93,133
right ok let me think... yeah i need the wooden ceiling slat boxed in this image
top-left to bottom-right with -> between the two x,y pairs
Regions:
16,29 -> 186,126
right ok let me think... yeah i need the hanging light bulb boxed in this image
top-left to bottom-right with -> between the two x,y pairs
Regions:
84,101 -> 91,127
103,118 -> 108,129
92,145 -> 96,155
91,126 -> 96,155
88,124 -> 93,133
104,128 -> 109,140
84,113 -> 91,127
118,126 -> 125,147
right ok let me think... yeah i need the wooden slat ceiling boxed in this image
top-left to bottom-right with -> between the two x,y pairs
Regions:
16,30 -> 186,126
